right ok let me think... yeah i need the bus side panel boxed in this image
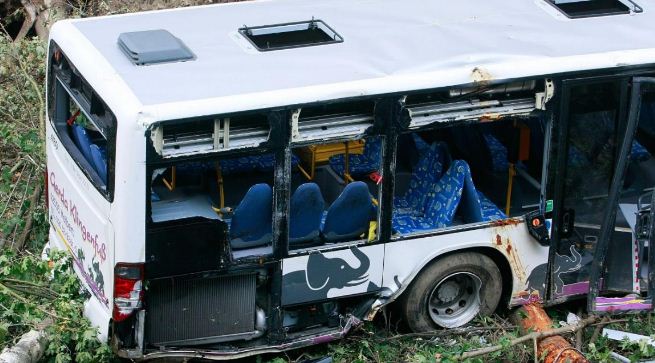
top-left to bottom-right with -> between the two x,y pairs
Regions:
281,244 -> 384,306
46,122 -> 114,333
382,221 -> 549,306
109,120 -> 146,266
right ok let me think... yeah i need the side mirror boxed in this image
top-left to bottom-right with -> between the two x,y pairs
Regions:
525,210 -> 550,246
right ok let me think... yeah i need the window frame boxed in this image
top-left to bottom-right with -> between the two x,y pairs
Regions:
48,42 -> 116,201
388,115 -> 551,240
286,135 -> 386,256
544,0 -> 639,19
238,19 -> 344,52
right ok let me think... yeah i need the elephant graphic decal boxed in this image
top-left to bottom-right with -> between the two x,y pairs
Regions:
524,244 -> 583,298
282,246 -> 381,306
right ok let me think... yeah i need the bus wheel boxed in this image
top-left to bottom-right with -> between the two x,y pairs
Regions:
401,252 -> 502,331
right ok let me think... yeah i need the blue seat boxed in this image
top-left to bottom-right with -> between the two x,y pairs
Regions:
329,138 -> 382,177
322,181 -> 375,242
568,140 -> 650,166
457,161 -> 506,223
289,183 -> 325,246
89,144 -> 107,184
394,142 -> 450,216
482,133 -> 509,172
71,124 -> 93,163
412,133 -> 431,154
392,157 -> 507,235
631,141 -> 651,162
392,160 -> 468,234
229,183 -> 273,249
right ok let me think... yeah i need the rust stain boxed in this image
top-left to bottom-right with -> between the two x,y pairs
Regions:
491,218 -> 522,227
493,230 -> 527,283
479,113 -> 501,122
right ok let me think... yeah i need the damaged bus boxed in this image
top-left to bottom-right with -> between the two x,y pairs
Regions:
44,0 -> 655,359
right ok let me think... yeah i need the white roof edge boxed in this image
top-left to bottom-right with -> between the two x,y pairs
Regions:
141,48 -> 655,125
52,0 -> 655,125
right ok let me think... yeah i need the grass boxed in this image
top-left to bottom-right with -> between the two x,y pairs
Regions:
2,2 -> 655,362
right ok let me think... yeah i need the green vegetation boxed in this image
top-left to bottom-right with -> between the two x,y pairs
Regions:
0,250 -> 114,362
1,32 -> 114,362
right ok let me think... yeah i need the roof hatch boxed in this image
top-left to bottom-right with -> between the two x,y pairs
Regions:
546,0 -> 642,18
118,29 -> 195,65
239,19 -> 343,51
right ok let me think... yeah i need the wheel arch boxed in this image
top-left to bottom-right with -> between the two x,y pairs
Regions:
390,246 -> 514,312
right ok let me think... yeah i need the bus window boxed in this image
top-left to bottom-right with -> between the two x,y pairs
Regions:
290,136 -> 382,250
392,118 -> 545,236
150,154 -> 276,259
52,80 -> 111,192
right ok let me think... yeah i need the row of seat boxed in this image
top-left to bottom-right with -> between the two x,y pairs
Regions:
392,141 -> 506,234
229,181 -> 376,250
71,124 -> 108,184
328,137 -> 382,178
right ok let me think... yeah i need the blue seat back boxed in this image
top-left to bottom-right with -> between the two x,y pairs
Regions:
456,161 -> 485,223
328,137 -> 382,177
424,160 -> 467,228
631,141 -> 651,162
363,137 -> 382,161
449,160 -> 506,223
289,183 -> 325,245
322,181 -> 374,242
219,153 -> 299,175
89,144 -> 108,184
412,133 -> 431,154
72,124 -> 93,163
230,183 -> 273,249
404,142 -> 449,213
482,134 -> 509,172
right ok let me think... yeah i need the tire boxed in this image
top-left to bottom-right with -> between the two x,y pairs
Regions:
401,252 -> 502,331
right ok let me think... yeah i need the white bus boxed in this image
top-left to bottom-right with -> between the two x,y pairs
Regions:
45,0 -> 655,359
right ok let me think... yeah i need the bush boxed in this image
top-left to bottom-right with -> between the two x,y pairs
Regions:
0,249 -> 115,362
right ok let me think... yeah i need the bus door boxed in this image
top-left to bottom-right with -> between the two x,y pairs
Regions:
550,76 -> 655,312
587,78 -> 655,313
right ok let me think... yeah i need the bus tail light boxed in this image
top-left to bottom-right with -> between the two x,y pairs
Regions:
113,263 -> 144,322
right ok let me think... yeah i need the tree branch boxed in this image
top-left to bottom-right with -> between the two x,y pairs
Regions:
455,315 -> 598,361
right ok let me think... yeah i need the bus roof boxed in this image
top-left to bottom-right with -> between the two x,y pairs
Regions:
51,0 -> 655,123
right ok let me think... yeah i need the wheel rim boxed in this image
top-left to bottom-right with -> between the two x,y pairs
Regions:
427,272 -> 482,328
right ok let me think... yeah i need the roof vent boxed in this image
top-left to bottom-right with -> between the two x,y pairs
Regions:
239,19 -> 343,52
546,0 -> 642,18
118,29 -> 195,65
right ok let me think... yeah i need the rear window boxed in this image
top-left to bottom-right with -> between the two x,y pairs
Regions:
48,42 -> 116,200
